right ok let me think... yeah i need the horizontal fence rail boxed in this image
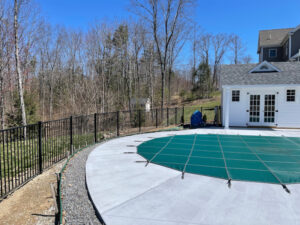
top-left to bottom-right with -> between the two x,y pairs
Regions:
0,106 -> 221,199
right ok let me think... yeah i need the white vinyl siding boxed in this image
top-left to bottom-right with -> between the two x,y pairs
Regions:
222,85 -> 300,128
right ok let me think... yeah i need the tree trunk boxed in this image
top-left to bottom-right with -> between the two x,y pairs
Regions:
161,68 -> 165,119
150,61 -> 154,111
49,85 -> 54,120
168,67 -> 171,106
136,56 -> 140,109
0,74 -> 4,130
14,0 -> 27,128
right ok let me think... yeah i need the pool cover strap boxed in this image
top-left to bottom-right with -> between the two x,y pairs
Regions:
239,135 -> 290,194
145,135 -> 175,167
182,134 -> 198,179
283,135 -> 300,148
217,135 -> 232,188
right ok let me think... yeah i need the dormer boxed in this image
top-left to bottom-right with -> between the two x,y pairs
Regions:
249,61 -> 281,73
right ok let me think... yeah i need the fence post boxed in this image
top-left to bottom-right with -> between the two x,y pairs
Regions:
70,116 -> 73,154
182,106 -> 185,124
138,109 -> 141,133
117,111 -> 120,136
38,121 -> 43,174
155,108 -> 158,128
167,107 -> 169,126
219,106 -> 222,126
175,107 -> 178,124
94,113 -> 97,143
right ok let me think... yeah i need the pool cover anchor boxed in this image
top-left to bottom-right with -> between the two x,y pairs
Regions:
282,184 -> 291,194
135,160 -> 147,163
227,179 -> 232,188
124,151 -> 136,154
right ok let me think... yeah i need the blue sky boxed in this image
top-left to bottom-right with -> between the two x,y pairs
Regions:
36,0 -> 300,64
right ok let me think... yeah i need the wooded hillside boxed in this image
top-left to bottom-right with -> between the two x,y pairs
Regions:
0,0 -> 252,129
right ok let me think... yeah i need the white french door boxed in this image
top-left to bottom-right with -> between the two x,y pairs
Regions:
248,93 -> 277,126
263,94 -> 276,126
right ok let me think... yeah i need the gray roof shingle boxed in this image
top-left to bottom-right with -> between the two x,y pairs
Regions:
220,62 -> 300,86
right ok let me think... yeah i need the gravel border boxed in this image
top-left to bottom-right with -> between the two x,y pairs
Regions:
61,144 -> 103,225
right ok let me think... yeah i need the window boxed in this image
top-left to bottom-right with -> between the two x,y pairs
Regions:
287,89 -> 296,102
269,49 -> 277,58
232,90 -> 240,102
259,65 -> 269,70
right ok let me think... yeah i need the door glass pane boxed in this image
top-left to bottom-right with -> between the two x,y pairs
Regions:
264,95 -> 275,123
249,95 -> 260,122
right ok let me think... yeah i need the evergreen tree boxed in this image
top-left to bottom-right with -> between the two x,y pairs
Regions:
6,91 -> 39,127
192,62 -> 212,98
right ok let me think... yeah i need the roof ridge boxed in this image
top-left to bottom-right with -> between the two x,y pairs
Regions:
259,28 -> 293,32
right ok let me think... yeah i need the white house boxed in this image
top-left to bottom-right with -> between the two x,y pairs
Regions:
220,61 -> 300,128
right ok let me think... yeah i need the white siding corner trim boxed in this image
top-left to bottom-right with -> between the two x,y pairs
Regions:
224,87 -> 230,129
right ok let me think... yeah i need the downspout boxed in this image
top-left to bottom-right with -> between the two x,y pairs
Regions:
289,34 -> 292,60
224,87 -> 230,129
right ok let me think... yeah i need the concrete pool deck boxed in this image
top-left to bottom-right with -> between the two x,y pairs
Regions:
86,128 -> 300,225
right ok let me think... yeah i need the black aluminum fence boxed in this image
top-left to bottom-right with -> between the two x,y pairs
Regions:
183,106 -> 222,125
0,106 -> 221,199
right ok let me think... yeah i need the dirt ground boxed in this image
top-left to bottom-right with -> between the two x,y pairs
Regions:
0,160 -> 66,225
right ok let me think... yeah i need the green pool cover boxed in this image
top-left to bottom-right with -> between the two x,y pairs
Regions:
137,134 -> 300,192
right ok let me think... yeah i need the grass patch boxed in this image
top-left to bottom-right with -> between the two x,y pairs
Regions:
0,132 -> 106,179
184,100 -> 221,123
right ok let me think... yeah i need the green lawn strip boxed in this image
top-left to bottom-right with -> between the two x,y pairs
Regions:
0,132 -> 105,179
184,100 -> 220,123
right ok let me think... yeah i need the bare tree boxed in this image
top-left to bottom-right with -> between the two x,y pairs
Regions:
14,0 -> 27,127
242,54 -> 253,64
0,1 -> 8,129
198,33 -> 212,64
191,24 -> 198,72
131,0 -> 194,114
131,22 -> 145,109
212,33 -> 230,88
142,41 -> 156,109
229,34 -> 246,64
167,24 -> 188,104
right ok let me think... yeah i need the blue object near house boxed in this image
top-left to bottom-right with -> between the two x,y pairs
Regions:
190,110 -> 204,128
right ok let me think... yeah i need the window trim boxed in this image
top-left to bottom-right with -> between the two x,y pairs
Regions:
232,90 -> 240,102
269,49 -> 277,58
286,89 -> 296,102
